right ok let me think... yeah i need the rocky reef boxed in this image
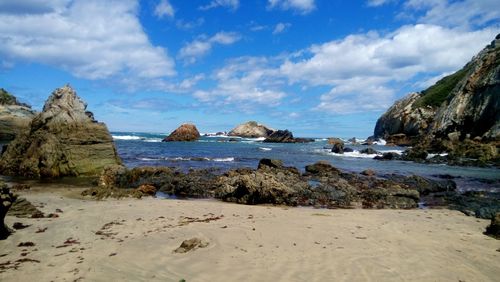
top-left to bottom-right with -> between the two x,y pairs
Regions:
163,123 -> 200,142
263,130 -> 314,143
228,121 -> 274,138
374,34 -> 500,165
0,88 -> 36,141
0,85 -> 122,178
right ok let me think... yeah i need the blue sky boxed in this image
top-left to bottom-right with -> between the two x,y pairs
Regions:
0,0 -> 498,137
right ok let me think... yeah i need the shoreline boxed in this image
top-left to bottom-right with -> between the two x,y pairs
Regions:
1,187 -> 499,281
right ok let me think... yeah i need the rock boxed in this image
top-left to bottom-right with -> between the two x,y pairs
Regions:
362,186 -> 419,209
263,130 -> 295,143
228,121 -> 274,138
361,169 -> 376,176
0,85 -> 122,178
360,148 -> 379,155
485,213 -> 500,239
445,191 -> 500,219
385,133 -> 413,146
0,88 -> 36,141
1,183 -> 17,239
294,138 -> 315,143
174,238 -> 209,253
328,138 -> 344,154
347,137 -> 358,144
304,161 -> 341,177
374,152 -> 402,161
385,174 -> 456,195
163,123 -> 200,142
7,197 -> 43,218
257,159 -> 283,169
136,184 -> 157,196
344,147 -> 354,153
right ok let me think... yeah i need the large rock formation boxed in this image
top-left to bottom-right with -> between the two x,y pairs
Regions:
373,34 -> 500,163
0,88 -> 36,141
163,123 -> 200,142
263,129 -> 314,143
228,121 -> 274,138
0,85 -> 122,178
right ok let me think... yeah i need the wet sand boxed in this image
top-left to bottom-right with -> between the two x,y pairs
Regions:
1,186 -> 499,281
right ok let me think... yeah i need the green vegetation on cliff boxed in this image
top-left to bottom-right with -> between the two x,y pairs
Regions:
414,64 -> 472,108
0,88 -> 18,105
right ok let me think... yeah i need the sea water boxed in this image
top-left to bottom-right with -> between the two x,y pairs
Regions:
112,132 -> 500,192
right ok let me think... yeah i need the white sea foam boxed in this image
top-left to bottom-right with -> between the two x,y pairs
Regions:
137,157 -> 161,161
427,153 -> 448,159
313,149 -> 379,159
378,149 -> 404,154
112,135 -> 143,140
144,138 -> 162,143
212,157 -> 235,162
259,147 -> 272,151
373,139 -> 386,145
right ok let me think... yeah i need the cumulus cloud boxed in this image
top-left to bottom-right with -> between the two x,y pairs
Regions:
366,0 -> 396,7
154,0 -> 174,19
0,0 -> 176,86
267,0 -> 316,14
272,22 -> 291,34
280,24 -> 496,113
193,57 -> 286,110
178,32 -> 241,64
199,0 -> 239,11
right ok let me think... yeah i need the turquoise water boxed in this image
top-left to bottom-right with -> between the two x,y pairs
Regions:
112,132 -> 500,191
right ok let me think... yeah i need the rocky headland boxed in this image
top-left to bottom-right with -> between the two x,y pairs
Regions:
163,123 -> 200,142
0,88 -> 36,142
374,34 -> 500,166
0,85 -> 122,178
228,121 -> 274,138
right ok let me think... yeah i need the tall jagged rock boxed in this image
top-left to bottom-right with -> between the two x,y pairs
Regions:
0,85 -> 122,178
0,88 -> 36,141
228,121 -> 274,138
374,34 -> 500,157
163,123 -> 200,142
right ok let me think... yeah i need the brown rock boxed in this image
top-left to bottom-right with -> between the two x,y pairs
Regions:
174,238 -> 209,253
485,213 -> 500,239
361,169 -> 375,176
163,123 -> 200,142
0,85 -> 122,178
136,184 -> 157,196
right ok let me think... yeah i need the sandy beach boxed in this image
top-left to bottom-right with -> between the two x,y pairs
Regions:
0,186 -> 498,282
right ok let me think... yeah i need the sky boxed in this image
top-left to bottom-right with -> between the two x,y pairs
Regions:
0,0 -> 499,137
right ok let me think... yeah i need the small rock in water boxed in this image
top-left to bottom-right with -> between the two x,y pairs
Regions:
174,238 -> 209,253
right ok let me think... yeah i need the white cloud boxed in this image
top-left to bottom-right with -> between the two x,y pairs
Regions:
199,0 -> 239,11
267,0 -> 316,14
366,0 -> 395,7
193,57 -> 286,109
280,24 -> 497,114
176,18 -> 205,30
0,0 -> 176,85
154,0 -> 174,19
178,32 -> 241,64
272,22 -> 291,34
179,74 -> 206,90
0,0 -> 69,14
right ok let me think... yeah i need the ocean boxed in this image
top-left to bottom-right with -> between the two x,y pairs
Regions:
112,132 -> 500,192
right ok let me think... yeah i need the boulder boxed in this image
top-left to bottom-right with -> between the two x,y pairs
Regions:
174,238 -> 209,253
374,152 -> 402,161
328,138 -> 344,154
228,121 -> 274,138
136,184 -> 157,196
163,123 -> 200,142
361,169 -> 376,176
385,133 -> 413,146
304,161 -> 341,177
1,183 -> 17,239
485,213 -> 500,239
0,85 -> 122,178
0,88 -> 36,141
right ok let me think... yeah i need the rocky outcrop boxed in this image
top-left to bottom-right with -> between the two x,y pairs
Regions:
263,129 -> 314,143
163,123 -> 200,142
374,93 -> 436,141
0,85 -> 122,178
374,34 -> 500,164
0,88 -> 36,141
228,121 -> 274,138
328,138 -> 345,153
